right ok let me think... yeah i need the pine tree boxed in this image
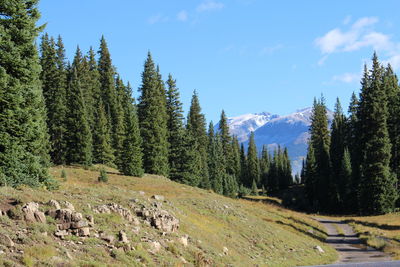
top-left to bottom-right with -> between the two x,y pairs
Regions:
260,145 -> 270,189
309,97 -> 331,211
246,132 -> 260,187
223,174 -> 238,198
137,52 -> 169,176
219,110 -> 234,175
208,133 -> 225,194
339,148 -> 352,212
304,143 -> 317,208
231,136 -> 242,184
282,147 -> 293,189
358,53 -> 398,214
0,0 -> 52,187
98,36 -> 123,163
65,66 -> 92,165
39,34 -> 67,165
187,91 -> 209,186
88,47 -> 115,165
329,98 -> 346,208
347,92 -> 360,211
165,74 -> 185,181
114,76 -> 127,167
251,179 -> 258,195
240,143 -> 247,186
383,65 -> 400,194
119,83 -> 143,176
93,100 -> 115,164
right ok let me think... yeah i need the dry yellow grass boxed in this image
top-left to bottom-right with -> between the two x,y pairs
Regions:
0,166 -> 338,266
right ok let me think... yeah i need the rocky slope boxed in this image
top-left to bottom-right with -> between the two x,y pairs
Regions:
0,166 -> 337,266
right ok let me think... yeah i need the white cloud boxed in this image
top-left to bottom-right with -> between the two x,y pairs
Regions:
148,14 -> 169,24
177,10 -> 188,22
197,0 -> 225,12
315,17 -> 379,54
333,72 -> 360,83
315,16 -> 400,71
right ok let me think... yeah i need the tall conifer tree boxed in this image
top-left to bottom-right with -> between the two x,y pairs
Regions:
40,34 -> 67,165
0,0 -> 51,187
358,53 -> 397,214
246,132 -> 260,187
137,53 -> 169,176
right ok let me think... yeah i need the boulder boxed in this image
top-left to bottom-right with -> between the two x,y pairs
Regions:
21,202 -> 39,222
149,241 -> 161,253
48,200 -> 61,210
34,211 -> 46,224
54,230 -> 68,238
101,234 -> 115,244
119,230 -> 129,243
63,201 -> 75,211
78,227 -> 90,237
0,234 -> 14,247
151,195 -> 165,201
223,247 -> 229,255
94,203 -> 134,222
314,245 -> 324,253
179,235 -> 188,247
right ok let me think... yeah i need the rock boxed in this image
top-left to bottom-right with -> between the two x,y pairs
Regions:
179,256 -> 187,264
94,203 -> 135,222
48,200 -> 61,209
63,201 -> 75,211
314,245 -> 324,253
101,234 -> 115,243
78,227 -> 90,236
132,226 -> 140,234
135,205 -> 179,233
21,202 -> 39,222
119,230 -> 129,243
151,195 -> 165,201
71,220 -> 88,229
223,247 -> 229,255
0,234 -> 14,247
179,235 -> 188,247
149,241 -> 161,253
87,215 -> 94,227
57,222 -> 72,231
34,211 -> 46,223
54,230 -> 68,238
71,212 -> 83,222
139,191 -> 145,196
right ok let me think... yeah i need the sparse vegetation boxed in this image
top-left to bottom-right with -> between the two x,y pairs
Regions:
0,166 -> 337,266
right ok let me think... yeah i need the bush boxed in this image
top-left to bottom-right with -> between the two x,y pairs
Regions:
98,168 -> 108,183
61,169 -> 67,181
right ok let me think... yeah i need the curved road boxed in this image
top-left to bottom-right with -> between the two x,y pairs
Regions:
309,218 -> 399,267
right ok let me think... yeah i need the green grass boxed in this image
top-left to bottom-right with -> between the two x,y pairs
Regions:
0,165 -> 338,266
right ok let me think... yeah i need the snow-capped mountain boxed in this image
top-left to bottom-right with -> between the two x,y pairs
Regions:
224,112 -> 279,142
217,108 -> 333,175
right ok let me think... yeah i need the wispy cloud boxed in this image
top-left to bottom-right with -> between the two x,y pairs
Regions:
148,14 -> 169,24
315,17 -> 379,54
332,72 -> 360,83
177,10 -> 188,22
315,16 -> 400,70
260,44 -> 283,55
196,0 -> 225,12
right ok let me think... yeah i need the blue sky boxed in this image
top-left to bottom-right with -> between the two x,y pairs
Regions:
38,0 -> 400,123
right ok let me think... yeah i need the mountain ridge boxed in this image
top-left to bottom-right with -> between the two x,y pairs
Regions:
216,107 -> 334,174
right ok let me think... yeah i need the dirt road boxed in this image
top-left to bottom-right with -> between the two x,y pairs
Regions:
315,218 -> 392,264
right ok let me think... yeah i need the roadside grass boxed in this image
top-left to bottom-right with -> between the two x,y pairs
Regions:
345,214 -> 400,259
0,165 -> 338,266
334,224 -> 345,237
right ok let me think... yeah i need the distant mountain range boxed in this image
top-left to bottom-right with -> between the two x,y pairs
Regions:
215,108 -> 334,175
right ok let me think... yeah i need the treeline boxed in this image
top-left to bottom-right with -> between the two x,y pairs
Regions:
0,1 -> 294,197
302,53 -> 400,215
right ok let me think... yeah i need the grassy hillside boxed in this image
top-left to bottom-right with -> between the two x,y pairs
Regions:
0,166 -> 337,266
